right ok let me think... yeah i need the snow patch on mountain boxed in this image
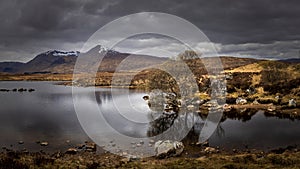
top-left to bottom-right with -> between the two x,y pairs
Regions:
98,45 -> 119,55
45,50 -> 79,56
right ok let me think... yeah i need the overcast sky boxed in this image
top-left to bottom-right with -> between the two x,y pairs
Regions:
0,0 -> 299,62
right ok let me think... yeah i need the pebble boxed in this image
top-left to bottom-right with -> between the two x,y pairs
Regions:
66,148 -> 78,154
85,142 -> 97,152
22,148 -> 29,153
40,142 -> 49,146
129,155 -> 139,161
136,143 -> 142,147
121,157 -> 130,164
85,142 -> 96,152
204,147 -> 217,153
18,141 -> 24,144
196,141 -> 209,147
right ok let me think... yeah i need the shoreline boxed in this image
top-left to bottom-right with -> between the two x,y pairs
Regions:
1,145 -> 300,168
0,80 -> 299,120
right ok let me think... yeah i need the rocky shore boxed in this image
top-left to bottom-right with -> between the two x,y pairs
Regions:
1,144 -> 300,169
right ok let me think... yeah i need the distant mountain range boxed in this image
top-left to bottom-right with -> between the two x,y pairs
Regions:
0,45 -> 167,74
1,46 -> 299,75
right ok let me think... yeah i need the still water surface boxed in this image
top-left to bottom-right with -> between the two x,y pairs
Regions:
0,81 -> 300,152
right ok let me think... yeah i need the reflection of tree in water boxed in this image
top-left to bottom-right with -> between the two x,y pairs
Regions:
146,97 -> 260,143
264,110 -> 300,121
223,108 -> 257,122
95,91 -> 112,104
147,109 -> 207,142
215,124 -> 225,138
147,110 -> 228,145
147,112 -> 178,137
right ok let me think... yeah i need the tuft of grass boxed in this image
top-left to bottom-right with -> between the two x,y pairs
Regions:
0,156 -> 29,169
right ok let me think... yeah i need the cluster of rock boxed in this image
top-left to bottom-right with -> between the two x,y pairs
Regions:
0,88 -> 35,92
129,139 -> 155,149
153,140 -> 222,158
66,141 -> 97,154
144,90 -> 208,115
18,140 -> 49,146
236,97 -> 297,108
201,99 -> 223,111
144,91 -> 181,113
16,140 -> 97,155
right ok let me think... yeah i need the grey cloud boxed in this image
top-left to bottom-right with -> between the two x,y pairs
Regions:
218,40 -> 300,59
0,0 -> 299,61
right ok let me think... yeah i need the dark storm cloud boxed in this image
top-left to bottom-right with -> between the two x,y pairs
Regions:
108,0 -> 300,44
0,0 -> 299,61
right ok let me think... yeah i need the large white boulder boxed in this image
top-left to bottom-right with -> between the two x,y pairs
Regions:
154,140 -> 184,158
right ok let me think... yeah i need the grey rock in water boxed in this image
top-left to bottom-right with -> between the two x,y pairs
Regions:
40,142 -> 49,146
85,142 -> 96,152
149,139 -> 155,144
142,95 -> 149,100
154,140 -> 184,158
66,148 -> 78,154
28,88 -> 35,92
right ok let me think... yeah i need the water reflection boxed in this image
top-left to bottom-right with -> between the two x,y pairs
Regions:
0,81 -> 300,153
145,95 -> 300,151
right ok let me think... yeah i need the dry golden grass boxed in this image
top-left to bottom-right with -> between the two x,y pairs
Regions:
225,63 -> 263,73
252,74 -> 262,86
0,73 -> 73,81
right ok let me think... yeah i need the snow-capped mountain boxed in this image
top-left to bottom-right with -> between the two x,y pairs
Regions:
0,45 -> 166,74
98,45 -> 119,55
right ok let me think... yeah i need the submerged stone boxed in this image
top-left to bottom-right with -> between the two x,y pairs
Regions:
40,142 -> 49,146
